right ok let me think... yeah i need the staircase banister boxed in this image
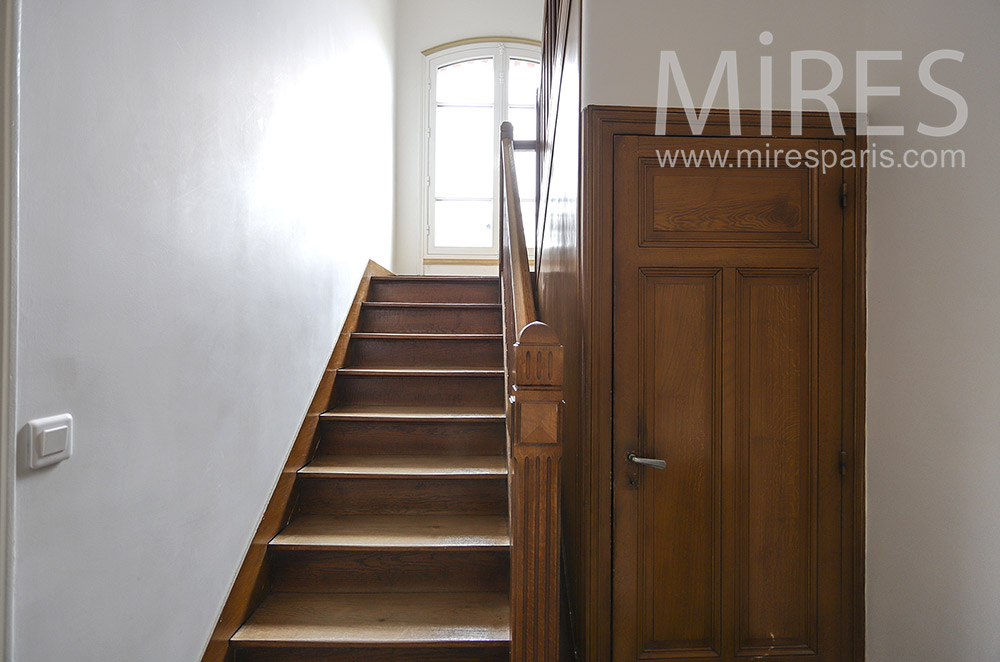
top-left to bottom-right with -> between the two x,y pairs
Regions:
500,121 -> 537,338
499,119 -> 564,662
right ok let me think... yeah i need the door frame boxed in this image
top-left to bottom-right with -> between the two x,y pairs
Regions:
577,105 -> 866,662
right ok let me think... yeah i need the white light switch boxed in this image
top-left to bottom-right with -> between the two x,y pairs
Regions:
28,414 -> 73,469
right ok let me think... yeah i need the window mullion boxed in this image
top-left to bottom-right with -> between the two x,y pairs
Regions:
492,45 -> 504,252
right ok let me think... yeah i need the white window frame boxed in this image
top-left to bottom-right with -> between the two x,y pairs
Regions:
421,40 -> 541,263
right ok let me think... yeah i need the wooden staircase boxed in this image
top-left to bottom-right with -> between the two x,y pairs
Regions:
231,275 -> 511,662
209,125 -> 564,662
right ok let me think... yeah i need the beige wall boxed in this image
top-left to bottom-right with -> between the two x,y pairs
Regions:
392,0 -> 543,275
581,1 -> 1000,660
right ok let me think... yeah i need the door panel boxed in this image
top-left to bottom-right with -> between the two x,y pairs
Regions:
737,270 -> 818,655
643,165 -> 816,244
613,135 -> 845,662
639,269 -> 723,656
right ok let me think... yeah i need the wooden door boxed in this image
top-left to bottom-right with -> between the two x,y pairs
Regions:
612,135 -> 846,661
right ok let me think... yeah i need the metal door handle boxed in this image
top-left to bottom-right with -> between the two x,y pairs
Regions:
627,452 -> 666,470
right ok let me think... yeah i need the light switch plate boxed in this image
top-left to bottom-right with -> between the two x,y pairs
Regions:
28,413 -> 73,469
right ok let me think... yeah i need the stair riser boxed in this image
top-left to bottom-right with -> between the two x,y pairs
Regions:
347,338 -> 503,368
359,307 -> 501,334
317,420 -> 506,456
297,478 -> 508,516
333,374 -> 504,408
269,549 -> 509,593
235,646 -> 510,662
369,280 -> 499,304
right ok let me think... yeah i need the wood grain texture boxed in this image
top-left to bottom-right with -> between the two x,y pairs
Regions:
268,548 -> 510,594
368,276 -> 499,304
501,54 -> 567,658
738,270 -> 819,655
333,371 -> 504,408
644,161 -> 814,245
317,417 -> 506,457
300,455 -> 507,478
570,106 -> 866,662
235,646 -> 509,662
337,367 -> 504,376
533,3 -> 582,660
210,271 -> 519,661
347,335 -> 503,368
231,592 -> 510,645
320,405 -> 505,422
638,269 -> 722,655
360,302 -> 502,334
296,475 -> 508,516
270,514 -> 510,550
611,124 -> 848,662
202,260 -> 392,662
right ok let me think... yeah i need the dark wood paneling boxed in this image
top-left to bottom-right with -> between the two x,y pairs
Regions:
614,131 -> 845,662
569,106 -> 866,662
317,418 -> 506,457
333,373 -> 504,408
368,276 -> 499,304
738,270 -> 818,655
534,1 -> 583,660
269,549 -> 509,593
359,303 -> 502,334
297,476 -> 509,516
346,334 -> 503,368
638,269 -> 722,655
644,161 -> 814,244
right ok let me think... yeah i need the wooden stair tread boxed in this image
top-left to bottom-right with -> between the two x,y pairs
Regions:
271,514 -> 510,549
232,592 -> 510,645
351,332 -> 503,340
321,405 -> 505,422
361,302 -> 500,309
370,276 -> 498,282
301,455 -> 507,478
337,367 -> 503,377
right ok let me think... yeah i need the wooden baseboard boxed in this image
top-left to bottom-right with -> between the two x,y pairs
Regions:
201,259 -> 393,662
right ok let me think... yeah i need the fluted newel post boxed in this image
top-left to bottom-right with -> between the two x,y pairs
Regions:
509,321 -> 563,662
499,120 -> 564,662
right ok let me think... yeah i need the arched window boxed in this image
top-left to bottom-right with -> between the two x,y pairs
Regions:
423,40 -> 541,262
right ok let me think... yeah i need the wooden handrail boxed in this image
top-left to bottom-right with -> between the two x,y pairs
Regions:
499,121 -> 564,662
500,123 -> 536,346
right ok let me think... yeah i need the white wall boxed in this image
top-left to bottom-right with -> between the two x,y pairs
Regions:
12,1 -> 395,660
861,2 -> 1000,660
583,0 -> 866,111
393,0 -> 542,274
581,1 -> 1000,660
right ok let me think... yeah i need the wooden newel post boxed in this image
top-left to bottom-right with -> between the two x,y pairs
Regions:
509,320 -> 564,662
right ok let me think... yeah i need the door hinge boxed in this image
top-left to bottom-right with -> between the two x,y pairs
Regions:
840,183 -> 849,209
839,450 -> 849,477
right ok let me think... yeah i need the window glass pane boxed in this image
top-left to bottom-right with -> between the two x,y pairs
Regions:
437,58 -> 494,105
508,105 -> 536,141
514,150 -> 536,199
434,106 -> 494,199
434,200 -> 494,248
508,58 -> 540,106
